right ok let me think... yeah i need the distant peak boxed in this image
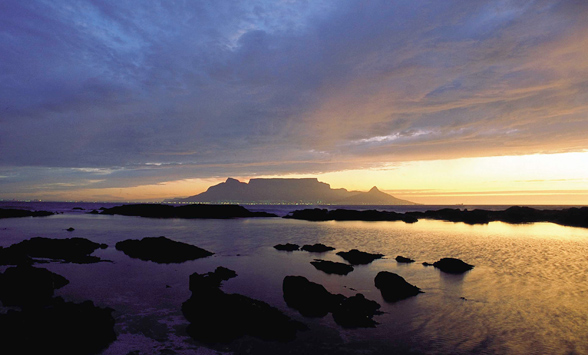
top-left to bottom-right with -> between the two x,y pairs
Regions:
369,186 -> 380,193
225,178 -> 242,184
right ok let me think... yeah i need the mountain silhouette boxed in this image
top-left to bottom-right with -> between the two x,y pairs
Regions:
166,178 -> 416,205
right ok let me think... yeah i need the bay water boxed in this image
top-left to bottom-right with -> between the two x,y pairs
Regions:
0,202 -> 587,354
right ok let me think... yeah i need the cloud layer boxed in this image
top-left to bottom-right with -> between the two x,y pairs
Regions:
1,0 -> 587,196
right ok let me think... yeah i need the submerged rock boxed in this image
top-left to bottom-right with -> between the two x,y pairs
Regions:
283,276 -> 381,328
395,256 -> 415,263
433,258 -> 474,273
310,259 -> 354,275
374,271 -> 422,302
0,237 -> 108,265
183,268 -> 305,343
273,243 -> 300,251
116,236 -> 213,263
336,249 -> 384,265
0,265 -> 69,307
0,297 -> 116,355
66,227 -> 75,232
301,243 -> 336,252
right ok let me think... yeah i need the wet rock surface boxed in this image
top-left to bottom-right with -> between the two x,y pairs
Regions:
336,249 -> 384,265
115,236 -> 213,263
374,271 -> 423,302
301,243 -> 336,252
284,208 -> 418,223
273,243 -> 300,251
310,259 -> 354,275
100,203 -> 277,219
283,276 -> 381,328
0,237 -> 108,265
182,267 -> 306,343
0,265 -> 69,307
433,258 -> 474,273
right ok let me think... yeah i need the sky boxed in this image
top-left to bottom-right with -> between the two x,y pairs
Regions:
1,0 -> 587,204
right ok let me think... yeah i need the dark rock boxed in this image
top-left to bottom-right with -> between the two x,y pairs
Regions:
395,255 -> 415,263
331,293 -> 382,328
433,258 -> 474,273
422,262 -> 433,266
284,208 -> 418,223
0,297 -> 116,355
301,243 -> 336,252
183,268 -> 305,343
116,236 -> 213,264
310,259 -> 354,275
274,243 -> 300,251
336,249 -> 384,265
283,276 -> 381,328
0,208 -> 54,219
374,271 -> 422,302
66,227 -> 75,232
405,206 -> 588,229
283,276 -> 341,317
0,266 -> 69,307
72,207 -> 84,210
100,203 -> 277,219
2,237 -> 107,264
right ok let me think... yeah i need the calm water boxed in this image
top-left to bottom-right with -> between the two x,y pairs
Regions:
1,202 -> 587,354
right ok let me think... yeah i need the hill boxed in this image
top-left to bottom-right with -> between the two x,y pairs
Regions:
165,178 -> 416,205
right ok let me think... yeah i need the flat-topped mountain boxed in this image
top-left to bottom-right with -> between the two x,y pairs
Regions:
166,178 -> 416,205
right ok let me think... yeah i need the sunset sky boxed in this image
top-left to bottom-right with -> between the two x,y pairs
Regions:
1,1 -> 587,204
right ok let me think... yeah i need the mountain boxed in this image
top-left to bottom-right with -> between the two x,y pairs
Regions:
165,178 -> 416,205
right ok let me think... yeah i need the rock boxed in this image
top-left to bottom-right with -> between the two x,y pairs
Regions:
301,243 -> 336,252
283,276 -> 381,328
283,276 -> 341,317
310,259 -> 354,275
100,203 -> 278,219
66,227 -> 75,232
284,208 -> 418,223
2,237 -> 108,265
0,266 -> 69,307
433,258 -> 474,273
116,236 -> 213,263
331,293 -> 382,328
395,255 -> 415,263
0,208 -> 54,219
336,249 -> 384,265
422,262 -> 433,266
183,268 -> 305,343
374,271 -> 422,302
0,297 -> 116,355
273,243 -> 300,251
72,207 -> 84,210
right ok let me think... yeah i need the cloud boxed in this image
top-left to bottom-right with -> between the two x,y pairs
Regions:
1,0 -> 587,195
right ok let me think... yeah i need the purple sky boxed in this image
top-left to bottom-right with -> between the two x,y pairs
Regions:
1,1 -> 587,201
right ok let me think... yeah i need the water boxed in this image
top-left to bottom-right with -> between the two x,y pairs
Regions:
1,202 -> 587,354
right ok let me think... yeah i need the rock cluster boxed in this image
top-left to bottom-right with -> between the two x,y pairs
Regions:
115,236 -> 213,263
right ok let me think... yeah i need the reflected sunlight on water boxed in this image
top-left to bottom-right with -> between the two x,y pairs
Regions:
1,210 -> 587,354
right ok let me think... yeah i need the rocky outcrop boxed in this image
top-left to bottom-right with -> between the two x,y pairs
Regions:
100,203 -> 277,219
310,260 -> 354,275
284,208 -> 418,223
336,249 -> 384,265
433,258 -> 474,273
274,243 -> 300,251
115,236 -> 213,263
374,271 -> 422,302
283,276 -> 381,328
0,208 -> 54,219
301,243 -> 336,252
0,265 -> 69,307
182,267 -> 306,343
0,237 -> 108,265
395,256 -> 415,263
